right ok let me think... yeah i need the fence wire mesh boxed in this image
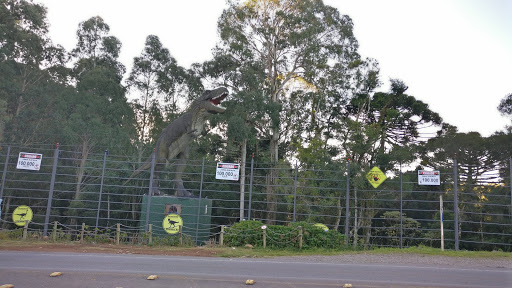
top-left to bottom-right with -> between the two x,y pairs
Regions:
0,144 -> 511,251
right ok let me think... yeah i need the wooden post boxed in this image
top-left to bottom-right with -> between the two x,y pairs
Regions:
219,225 -> 224,246
263,228 -> 266,249
298,226 -> 303,249
52,221 -> 57,242
115,223 -> 120,245
148,224 -> 153,245
179,225 -> 183,246
23,221 -> 28,240
80,223 -> 85,243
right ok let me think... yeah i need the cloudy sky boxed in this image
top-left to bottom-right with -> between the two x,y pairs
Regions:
40,0 -> 511,137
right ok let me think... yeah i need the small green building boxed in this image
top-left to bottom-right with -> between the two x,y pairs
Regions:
140,195 -> 212,245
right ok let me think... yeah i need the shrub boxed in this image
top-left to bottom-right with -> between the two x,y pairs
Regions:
224,220 -> 346,250
290,222 -> 345,249
224,220 -> 264,247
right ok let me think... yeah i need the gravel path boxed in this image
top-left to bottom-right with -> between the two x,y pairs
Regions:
273,253 -> 512,269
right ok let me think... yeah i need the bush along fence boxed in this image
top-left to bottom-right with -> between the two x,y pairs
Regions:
0,144 -> 511,251
222,220 -> 345,249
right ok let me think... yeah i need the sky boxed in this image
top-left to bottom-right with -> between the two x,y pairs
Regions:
39,0 -> 512,137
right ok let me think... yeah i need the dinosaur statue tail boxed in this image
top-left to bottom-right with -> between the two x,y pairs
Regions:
122,155 -> 153,185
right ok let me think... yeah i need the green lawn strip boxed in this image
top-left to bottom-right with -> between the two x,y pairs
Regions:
1,239 -> 510,259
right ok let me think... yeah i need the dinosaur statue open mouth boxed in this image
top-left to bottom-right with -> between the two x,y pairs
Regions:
210,91 -> 228,106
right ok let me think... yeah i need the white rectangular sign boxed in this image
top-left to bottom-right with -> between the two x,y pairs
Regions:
216,162 -> 240,181
17,152 -> 43,171
418,170 -> 440,185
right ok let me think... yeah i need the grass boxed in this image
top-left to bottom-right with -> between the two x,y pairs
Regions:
214,245 -> 512,259
1,238 -> 510,259
366,246 -> 512,259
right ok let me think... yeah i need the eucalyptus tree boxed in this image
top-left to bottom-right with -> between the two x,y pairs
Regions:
126,35 -> 192,162
0,0 -> 72,224
200,42 -> 271,162
217,0 -> 364,162
0,0 -> 68,143
285,57 -> 381,160
198,43 -> 275,221
66,16 -> 135,204
213,0 -> 366,223
125,36 -> 206,219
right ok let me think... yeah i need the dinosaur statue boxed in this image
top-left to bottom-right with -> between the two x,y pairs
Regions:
125,87 -> 229,197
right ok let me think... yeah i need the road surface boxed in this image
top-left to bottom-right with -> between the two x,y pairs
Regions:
0,251 -> 510,287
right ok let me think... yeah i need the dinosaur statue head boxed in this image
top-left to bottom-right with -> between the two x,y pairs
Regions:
194,87 -> 229,114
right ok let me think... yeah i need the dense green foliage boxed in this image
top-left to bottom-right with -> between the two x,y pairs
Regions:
224,220 -> 346,249
0,0 -> 510,251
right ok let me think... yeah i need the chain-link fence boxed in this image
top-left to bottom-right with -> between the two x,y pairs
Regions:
0,144 -> 511,251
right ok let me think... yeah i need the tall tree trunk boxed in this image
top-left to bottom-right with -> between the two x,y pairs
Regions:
334,192 -> 342,230
1,197 -> 11,229
365,225 -> 372,249
131,195 -> 137,220
71,140 -> 90,228
363,206 -> 375,249
74,140 -> 90,201
270,127 -> 279,163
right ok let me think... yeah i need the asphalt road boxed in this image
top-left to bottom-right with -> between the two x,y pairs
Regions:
0,251 -> 510,288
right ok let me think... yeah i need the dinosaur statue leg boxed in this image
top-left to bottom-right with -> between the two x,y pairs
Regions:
174,147 -> 194,197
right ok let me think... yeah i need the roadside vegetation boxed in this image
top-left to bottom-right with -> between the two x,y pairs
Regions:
1,227 -> 510,259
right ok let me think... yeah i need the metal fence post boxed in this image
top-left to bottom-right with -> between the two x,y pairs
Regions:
292,162 -> 298,222
95,150 -> 108,231
239,146 -> 247,221
344,160 -> 350,247
440,195 -> 444,251
510,157 -> 512,225
248,156 -> 254,220
400,171 -> 403,249
453,155 -> 459,251
43,143 -> 59,236
0,146 -> 11,200
145,150 -> 156,232
195,158 -> 205,243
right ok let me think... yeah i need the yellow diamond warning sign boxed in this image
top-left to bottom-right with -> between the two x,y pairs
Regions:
366,167 -> 387,188
162,214 -> 183,234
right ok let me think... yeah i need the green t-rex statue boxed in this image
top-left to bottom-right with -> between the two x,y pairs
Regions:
125,87 -> 229,197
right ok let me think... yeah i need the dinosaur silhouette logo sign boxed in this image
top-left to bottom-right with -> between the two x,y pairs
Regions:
366,167 -> 387,188
162,214 -> 183,234
12,205 -> 33,226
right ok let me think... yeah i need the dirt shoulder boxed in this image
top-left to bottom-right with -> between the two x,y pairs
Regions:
1,240 -> 510,269
0,240 -> 220,257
